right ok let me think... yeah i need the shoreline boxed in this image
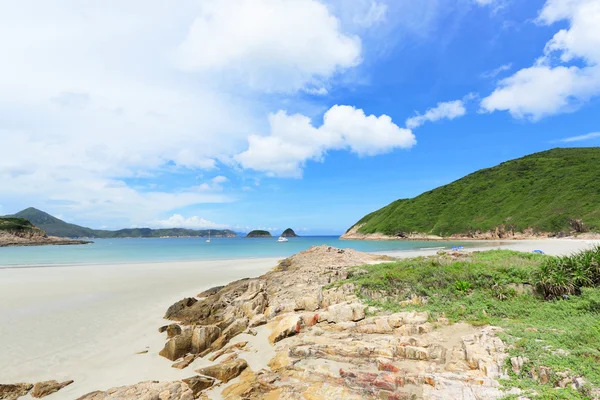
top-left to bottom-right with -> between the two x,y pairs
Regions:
2,239 -> 599,399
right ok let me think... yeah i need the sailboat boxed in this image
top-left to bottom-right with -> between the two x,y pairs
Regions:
206,230 -> 211,243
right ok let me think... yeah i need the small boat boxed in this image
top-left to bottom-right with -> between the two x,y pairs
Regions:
277,236 -> 288,242
206,230 -> 211,243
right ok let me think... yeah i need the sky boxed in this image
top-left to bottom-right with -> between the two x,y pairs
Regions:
0,0 -> 599,235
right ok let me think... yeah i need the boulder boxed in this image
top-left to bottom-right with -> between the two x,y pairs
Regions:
166,324 -> 182,338
191,325 -> 221,354
268,314 -> 303,344
172,354 -> 196,369
0,383 -> 33,400
195,358 -> 248,383
31,380 -> 73,398
165,298 -> 197,319
322,303 -> 365,324
182,376 -> 215,396
76,381 -> 194,400
249,314 -> 267,328
160,329 -> 193,361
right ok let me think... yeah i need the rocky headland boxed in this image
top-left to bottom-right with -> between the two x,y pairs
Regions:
0,218 -> 90,247
280,228 -> 298,237
64,246 -> 525,399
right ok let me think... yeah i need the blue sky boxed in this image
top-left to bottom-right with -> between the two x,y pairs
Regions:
0,0 -> 599,234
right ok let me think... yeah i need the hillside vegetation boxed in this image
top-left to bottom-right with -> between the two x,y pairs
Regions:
7,208 -> 237,238
346,148 -> 600,238
0,217 -> 38,233
246,230 -> 272,238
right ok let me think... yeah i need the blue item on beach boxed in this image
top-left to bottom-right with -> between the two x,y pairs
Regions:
451,246 -> 458,250
533,249 -> 545,254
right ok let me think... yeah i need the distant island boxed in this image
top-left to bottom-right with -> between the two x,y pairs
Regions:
246,230 -> 272,238
0,217 -> 90,247
281,228 -> 298,237
342,148 -> 600,240
5,208 -> 238,239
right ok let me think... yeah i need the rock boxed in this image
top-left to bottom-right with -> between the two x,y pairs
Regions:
249,314 -> 267,328
322,302 -> 365,324
166,324 -> 182,338
172,354 -> 196,369
191,325 -> 221,354
182,376 -> 215,396
160,329 -> 193,361
165,298 -> 198,319
195,358 -> 248,383
197,285 -> 225,298
208,341 -> 249,362
76,381 -> 194,400
0,383 -> 33,400
268,314 -> 303,344
510,356 -> 528,374
31,380 -> 74,398
538,366 -> 551,385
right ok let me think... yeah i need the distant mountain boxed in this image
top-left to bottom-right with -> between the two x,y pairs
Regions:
246,230 -> 272,238
7,208 -> 238,239
281,228 -> 298,237
343,148 -> 600,239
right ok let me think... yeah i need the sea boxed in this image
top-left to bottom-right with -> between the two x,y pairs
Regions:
0,236 -> 481,267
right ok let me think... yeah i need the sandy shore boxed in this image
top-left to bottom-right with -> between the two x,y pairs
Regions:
1,239 -> 598,399
0,258 -> 280,399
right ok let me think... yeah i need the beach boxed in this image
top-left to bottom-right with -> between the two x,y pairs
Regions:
1,238 -> 598,399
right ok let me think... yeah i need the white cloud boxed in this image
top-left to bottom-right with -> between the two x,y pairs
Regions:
151,214 -> 230,230
556,132 -> 600,142
405,100 -> 467,129
481,0 -> 600,119
236,105 -> 415,177
481,63 -> 513,78
0,1 -> 375,226
175,0 -> 362,92
474,0 -> 498,5
212,176 -> 228,184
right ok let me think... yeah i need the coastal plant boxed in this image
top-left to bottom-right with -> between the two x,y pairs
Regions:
454,280 -> 472,294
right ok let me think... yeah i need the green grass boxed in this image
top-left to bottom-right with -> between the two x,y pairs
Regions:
349,148 -> 600,237
338,249 -> 600,399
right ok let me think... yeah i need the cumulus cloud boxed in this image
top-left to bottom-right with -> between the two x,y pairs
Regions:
236,105 -> 415,177
481,0 -> 600,119
556,132 -> 600,143
0,1 -> 372,226
175,0 -> 362,92
405,100 -> 467,129
151,214 -> 230,229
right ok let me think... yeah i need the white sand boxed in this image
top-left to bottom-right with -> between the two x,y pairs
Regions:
0,258 -> 280,399
1,239 -> 598,399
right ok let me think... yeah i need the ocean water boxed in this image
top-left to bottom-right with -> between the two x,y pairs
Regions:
0,237 -> 481,267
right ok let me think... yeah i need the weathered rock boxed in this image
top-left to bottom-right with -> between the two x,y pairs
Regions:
320,302 -> 365,324
165,298 -> 197,319
510,356 -> 529,374
76,381 -> 194,400
268,314 -> 303,344
249,314 -> 267,328
182,376 -> 215,396
31,380 -> 73,398
191,325 -> 221,354
197,285 -> 225,298
0,383 -> 33,400
209,341 -> 248,362
160,329 -> 193,361
166,324 -> 182,338
172,354 -> 196,369
195,358 -> 248,383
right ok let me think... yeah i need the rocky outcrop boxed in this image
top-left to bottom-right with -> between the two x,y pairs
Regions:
77,381 -> 194,400
0,383 -> 33,400
31,380 -> 74,398
119,245 -> 517,399
281,228 -> 298,237
245,230 -> 272,238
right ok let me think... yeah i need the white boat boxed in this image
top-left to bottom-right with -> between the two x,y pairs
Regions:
277,236 -> 288,242
206,230 -> 211,243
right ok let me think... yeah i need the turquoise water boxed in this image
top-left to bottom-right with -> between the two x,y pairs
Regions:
0,237 -> 480,267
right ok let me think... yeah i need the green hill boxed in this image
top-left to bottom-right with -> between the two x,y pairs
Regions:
281,228 -> 298,237
0,217 -> 39,234
345,148 -> 600,238
7,208 -> 237,238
